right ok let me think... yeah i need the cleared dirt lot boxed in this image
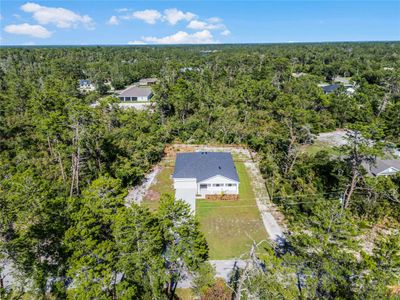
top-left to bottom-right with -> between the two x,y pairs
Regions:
141,144 -> 285,259
316,129 -> 349,146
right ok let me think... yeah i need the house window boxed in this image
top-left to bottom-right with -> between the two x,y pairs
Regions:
213,184 -> 222,187
226,183 -> 236,187
200,184 -> 207,189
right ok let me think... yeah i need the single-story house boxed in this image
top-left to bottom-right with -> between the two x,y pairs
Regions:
321,83 -> 355,95
118,86 -> 152,101
79,79 -> 95,92
322,84 -> 341,94
173,152 -> 240,212
138,78 -> 158,86
363,159 -> 400,176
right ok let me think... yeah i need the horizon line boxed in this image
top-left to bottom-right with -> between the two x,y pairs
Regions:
1,40 -> 399,48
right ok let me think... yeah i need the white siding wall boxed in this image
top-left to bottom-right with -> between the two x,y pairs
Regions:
173,176 -> 240,212
174,178 -> 197,212
197,175 -> 239,197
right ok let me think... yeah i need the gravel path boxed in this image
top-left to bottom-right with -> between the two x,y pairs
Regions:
125,166 -> 160,206
1,259 -> 18,290
245,161 -> 286,243
177,259 -> 247,288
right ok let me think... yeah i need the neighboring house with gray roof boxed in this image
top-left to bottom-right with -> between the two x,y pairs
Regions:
173,152 -> 240,212
320,81 -> 356,95
139,78 -> 158,86
78,79 -> 95,92
118,86 -> 152,101
363,159 -> 400,177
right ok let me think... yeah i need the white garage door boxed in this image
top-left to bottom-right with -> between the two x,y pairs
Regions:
175,188 -> 196,213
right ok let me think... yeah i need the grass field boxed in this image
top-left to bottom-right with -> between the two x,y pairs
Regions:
175,288 -> 194,300
196,162 -> 267,259
300,141 -> 339,156
142,156 -> 267,259
142,166 -> 174,211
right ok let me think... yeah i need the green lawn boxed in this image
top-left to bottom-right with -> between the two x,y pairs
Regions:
142,166 -> 174,211
196,162 -> 267,259
175,288 -> 194,300
301,141 -> 339,156
142,157 -> 268,259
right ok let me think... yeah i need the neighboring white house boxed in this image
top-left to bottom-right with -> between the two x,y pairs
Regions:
79,79 -> 95,92
173,152 -> 240,212
363,159 -> 400,177
138,78 -> 158,86
117,86 -> 153,101
320,83 -> 355,95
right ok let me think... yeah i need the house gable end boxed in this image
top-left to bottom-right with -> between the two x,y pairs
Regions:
198,174 -> 239,184
377,167 -> 400,176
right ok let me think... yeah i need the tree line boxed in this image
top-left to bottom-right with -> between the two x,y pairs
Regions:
1,42 -> 399,298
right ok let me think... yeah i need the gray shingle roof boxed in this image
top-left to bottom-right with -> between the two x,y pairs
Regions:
119,86 -> 152,98
363,159 -> 400,176
322,84 -> 341,93
79,79 -> 91,86
173,152 -> 239,182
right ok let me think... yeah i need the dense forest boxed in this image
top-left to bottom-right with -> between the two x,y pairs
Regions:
1,43 -> 399,299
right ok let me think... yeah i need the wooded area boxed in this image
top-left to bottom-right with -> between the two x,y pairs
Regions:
1,43 -> 399,299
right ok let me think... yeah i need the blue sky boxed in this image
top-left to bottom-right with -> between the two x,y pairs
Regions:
1,1 -> 399,45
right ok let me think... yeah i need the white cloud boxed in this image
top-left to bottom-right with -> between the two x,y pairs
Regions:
4,23 -> 52,38
142,30 -> 215,44
163,8 -> 196,25
112,8 -> 231,39
187,20 -> 224,30
21,2 -> 95,29
128,40 -> 146,45
115,8 -> 130,13
221,29 -> 231,36
107,16 -> 119,25
208,17 -> 222,23
131,9 -> 161,24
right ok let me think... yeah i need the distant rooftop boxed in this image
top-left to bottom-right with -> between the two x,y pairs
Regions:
292,72 -> 307,78
118,86 -> 152,98
322,84 -> 341,93
139,78 -> 158,84
334,76 -> 351,85
79,79 -> 92,85
173,152 -> 239,182
363,159 -> 400,176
